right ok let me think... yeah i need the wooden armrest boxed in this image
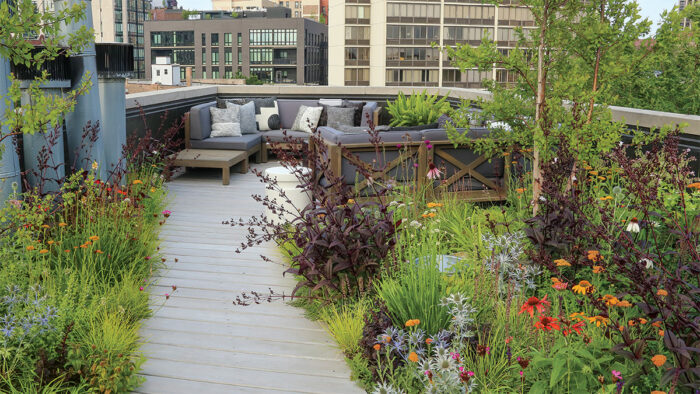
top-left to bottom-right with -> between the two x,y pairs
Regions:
184,112 -> 191,149
373,107 -> 382,126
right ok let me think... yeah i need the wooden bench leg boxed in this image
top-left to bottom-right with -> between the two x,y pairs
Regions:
222,166 -> 230,185
261,143 -> 268,163
239,158 -> 249,174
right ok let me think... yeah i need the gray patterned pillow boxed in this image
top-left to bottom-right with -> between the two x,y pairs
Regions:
326,107 -> 356,130
226,101 -> 257,134
292,105 -> 324,133
210,106 -> 238,124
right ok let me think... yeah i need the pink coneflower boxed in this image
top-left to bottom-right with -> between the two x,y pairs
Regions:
427,163 -> 442,179
165,293 -> 170,300
139,286 -> 144,291
162,210 -> 172,218
396,143 -> 402,149
426,144 -> 433,150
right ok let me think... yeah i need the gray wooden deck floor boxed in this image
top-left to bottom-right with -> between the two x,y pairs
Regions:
136,163 -> 362,394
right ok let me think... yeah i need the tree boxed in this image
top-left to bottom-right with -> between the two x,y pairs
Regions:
445,0 -> 651,212
610,4 -> 699,115
0,0 -> 93,158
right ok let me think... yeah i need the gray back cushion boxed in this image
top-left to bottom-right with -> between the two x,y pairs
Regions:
361,102 -> 378,127
277,99 -> 319,129
226,101 -> 257,134
189,101 -> 217,140
327,107 -> 356,129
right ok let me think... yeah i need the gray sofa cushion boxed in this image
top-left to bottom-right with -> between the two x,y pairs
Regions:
225,101 -> 257,134
326,107 -> 355,129
189,102 -> 217,140
390,122 -> 439,132
189,133 -> 261,151
317,126 -> 422,145
361,102 -> 378,127
420,127 -> 492,142
260,129 -> 311,143
277,99 -> 319,129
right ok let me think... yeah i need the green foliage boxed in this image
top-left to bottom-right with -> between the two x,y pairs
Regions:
611,4 -> 700,115
386,90 -> 452,127
245,74 -> 264,85
181,9 -> 199,20
320,301 -> 369,356
376,262 -> 450,335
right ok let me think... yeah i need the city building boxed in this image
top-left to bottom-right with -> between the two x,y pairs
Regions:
213,0 -> 325,22
679,0 -> 696,27
92,0 -> 151,79
151,56 -> 181,85
144,11 -> 327,84
328,0 -> 534,87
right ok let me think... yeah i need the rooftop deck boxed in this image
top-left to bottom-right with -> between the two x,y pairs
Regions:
136,163 -> 362,393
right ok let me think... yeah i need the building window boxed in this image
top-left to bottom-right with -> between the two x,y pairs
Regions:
156,69 -> 160,76
386,69 -> 438,84
387,3 -> 440,19
294,11 -> 299,17
224,47 -> 233,65
237,32 -> 242,45
202,69 -> 207,79
202,33 -> 206,45
212,69 -> 219,79
164,68 -> 168,74
386,47 -> 438,61
250,67 -> 273,82
345,47 -> 369,61
345,5 -> 370,19
249,48 -> 273,64
344,68 -> 369,85
202,48 -> 206,64
295,1 -> 300,8
211,48 -> 219,65
249,29 -> 297,46
211,33 -> 219,46
225,67 -> 233,78
345,26 -> 370,41
224,32 -> 232,45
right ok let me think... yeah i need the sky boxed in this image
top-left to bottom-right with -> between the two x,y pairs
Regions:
173,0 -> 674,36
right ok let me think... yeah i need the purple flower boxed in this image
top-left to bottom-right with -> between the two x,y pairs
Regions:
424,140 -> 430,144
396,144 -> 402,149
413,163 -> 419,168
426,144 -> 433,150
611,370 -> 622,380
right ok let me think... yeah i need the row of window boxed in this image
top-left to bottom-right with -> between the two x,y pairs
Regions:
345,47 -> 370,61
387,25 -> 439,40
443,5 -> 495,20
386,69 -> 438,83
386,47 -> 439,61
249,29 -> 298,46
345,26 -> 370,40
345,5 -> 370,19
444,26 -> 494,41
387,3 -> 440,18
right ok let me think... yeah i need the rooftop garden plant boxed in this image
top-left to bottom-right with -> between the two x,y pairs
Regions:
386,91 -> 452,127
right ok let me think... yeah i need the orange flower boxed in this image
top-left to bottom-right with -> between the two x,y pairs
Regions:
658,330 -> 664,337
58,222 -> 67,227
651,391 -> 666,394
41,224 -> 50,229
587,315 -> 610,327
89,235 -> 100,241
47,240 -> 55,245
132,179 -> 143,185
651,354 -> 667,367
651,321 -> 662,328
554,259 -> 571,267
572,280 -> 595,294
587,250 -> 602,262
570,312 -> 586,321
39,249 -> 49,254
26,245 -> 35,251
64,249 -> 71,253
616,300 -> 632,307
515,188 -> 526,194
688,182 -> 700,190
519,295 -> 550,317
602,294 -> 619,306
95,249 -> 104,254
657,289 -> 668,296
589,170 -> 599,176
592,265 -> 604,274
373,344 -> 381,351
421,213 -> 437,218
552,281 -> 568,291
425,338 -> 433,345
408,352 -> 419,362
426,202 -> 443,208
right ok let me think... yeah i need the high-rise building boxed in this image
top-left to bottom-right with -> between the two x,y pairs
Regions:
92,0 -> 151,79
212,0 -> 325,22
328,0 -> 535,87
144,10 -> 327,84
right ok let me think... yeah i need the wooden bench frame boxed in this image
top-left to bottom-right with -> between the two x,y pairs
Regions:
317,137 -> 509,202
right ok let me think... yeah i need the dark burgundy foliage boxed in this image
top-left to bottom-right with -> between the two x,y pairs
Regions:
526,132 -> 700,391
229,122 -> 400,299
359,302 -> 395,376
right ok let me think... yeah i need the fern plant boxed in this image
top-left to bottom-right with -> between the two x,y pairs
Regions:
387,91 -> 452,127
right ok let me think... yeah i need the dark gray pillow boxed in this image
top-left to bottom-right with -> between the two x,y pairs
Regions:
342,100 -> 366,126
390,122 -> 439,132
327,107 -> 356,130
226,101 -> 257,134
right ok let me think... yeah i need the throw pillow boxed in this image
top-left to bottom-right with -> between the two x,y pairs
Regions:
217,98 -> 249,109
210,122 -> 242,137
209,106 -> 237,124
253,97 -> 280,131
291,105 -> 324,133
317,99 -> 345,126
342,100 -> 366,126
326,107 -> 356,130
226,101 -> 257,134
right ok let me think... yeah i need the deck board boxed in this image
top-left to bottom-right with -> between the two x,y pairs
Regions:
137,165 -> 361,394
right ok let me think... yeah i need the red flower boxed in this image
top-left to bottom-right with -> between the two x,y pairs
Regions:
562,321 -> 585,336
519,295 -> 550,317
534,316 -> 560,331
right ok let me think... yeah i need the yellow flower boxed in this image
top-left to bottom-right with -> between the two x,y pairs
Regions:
656,289 -> 668,297
584,165 -> 593,170
150,187 -> 156,193
592,265 -> 604,274
347,199 -> 355,204
554,259 -> 571,267
26,245 -> 35,251
39,249 -> 49,254
41,224 -> 50,229
89,235 -> 100,241
572,280 -> 594,295
570,312 -> 586,321
651,354 -> 666,367
602,294 -> 619,306
408,352 -> 419,362
133,180 -> 143,185
587,250 -> 602,262
616,300 -> 632,307
587,315 -> 609,327
58,222 -> 67,227
91,161 -> 99,170
599,196 -> 613,201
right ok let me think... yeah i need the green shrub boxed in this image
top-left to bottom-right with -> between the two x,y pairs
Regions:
386,90 -> 452,127
320,300 -> 369,356
375,261 -> 451,335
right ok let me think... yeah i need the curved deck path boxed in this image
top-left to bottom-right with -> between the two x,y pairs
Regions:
136,163 -> 362,394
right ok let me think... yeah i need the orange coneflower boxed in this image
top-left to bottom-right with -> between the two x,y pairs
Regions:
602,294 -> 619,306
587,250 -> 602,262
651,354 -> 666,367
592,265 -> 604,274
616,300 -> 632,307
587,315 -> 610,327
534,316 -> 560,331
572,280 -> 595,294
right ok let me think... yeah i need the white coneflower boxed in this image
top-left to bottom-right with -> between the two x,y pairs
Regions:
641,258 -> 653,269
626,217 -> 640,233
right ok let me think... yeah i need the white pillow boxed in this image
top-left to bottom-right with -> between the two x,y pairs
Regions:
292,106 -> 324,133
210,122 -> 242,137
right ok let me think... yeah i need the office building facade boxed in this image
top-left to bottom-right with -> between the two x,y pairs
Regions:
328,0 -> 534,87
144,15 -> 327,84
92,0 -> 151,79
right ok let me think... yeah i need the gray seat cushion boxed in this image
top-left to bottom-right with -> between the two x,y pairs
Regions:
277,99 -> 319,130
189,133 -> 262,151
318,126 -> 422,145
420,127 -> 492,142
260,129 -> 311,143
